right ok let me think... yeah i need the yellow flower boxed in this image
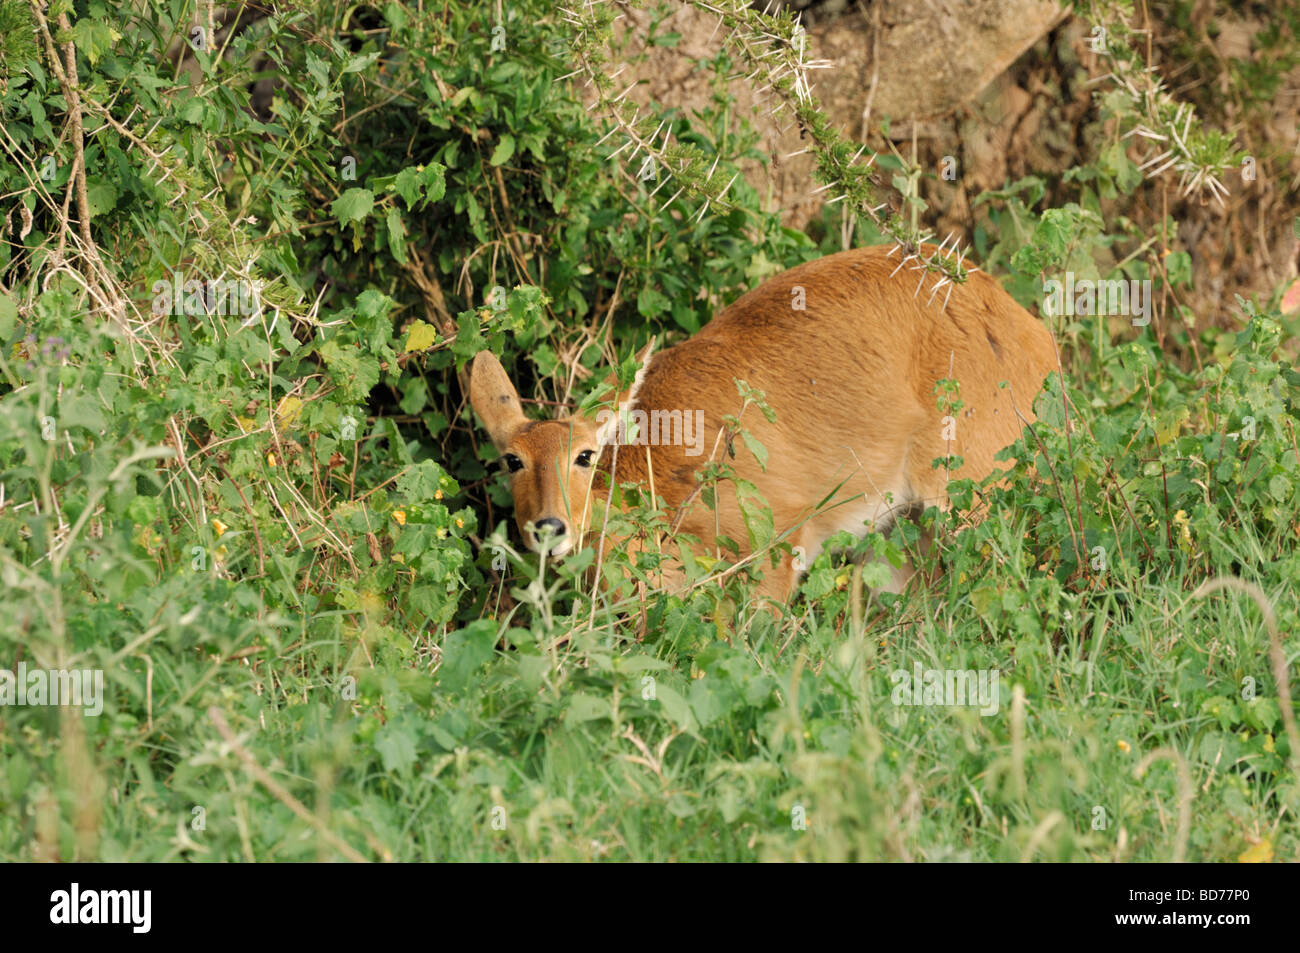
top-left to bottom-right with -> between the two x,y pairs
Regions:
455,517 -> 464,529
434,489 -> 443,500
1117,740 -> 1131,753
392,510 -> 406,525
275,396 -> 303,428
267,452 -> 277,467
211,519 -> 228,538
1238,838 -> 1274,863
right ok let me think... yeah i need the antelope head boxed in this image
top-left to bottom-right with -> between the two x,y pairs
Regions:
469,351 -> 609,557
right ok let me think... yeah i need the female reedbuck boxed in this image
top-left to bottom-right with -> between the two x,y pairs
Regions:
470,244 -> 1057,605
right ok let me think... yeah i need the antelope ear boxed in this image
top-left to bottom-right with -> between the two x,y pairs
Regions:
595,336 -> 658,446
469,351 -> 527,451
595,406 -> 620,447
626,335 -> 657,408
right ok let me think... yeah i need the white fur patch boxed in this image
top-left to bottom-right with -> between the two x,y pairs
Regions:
808,484 -> 911,550
796,481 -> 915,591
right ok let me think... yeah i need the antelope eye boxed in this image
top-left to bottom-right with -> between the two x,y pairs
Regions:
503,453 -> 523,473
575,450 -> 595,467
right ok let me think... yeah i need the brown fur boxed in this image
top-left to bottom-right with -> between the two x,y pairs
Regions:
469,244 -> 1057,607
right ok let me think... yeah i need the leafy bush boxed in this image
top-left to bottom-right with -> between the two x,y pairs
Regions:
0,0 -> 1296,861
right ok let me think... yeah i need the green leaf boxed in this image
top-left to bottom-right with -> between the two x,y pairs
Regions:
317,338 -> 380,401
385,207 -> 408,263
654,684 -> 698,733
733,478 -> 774,550
126,495 -> 159,526
438,620 -> 498,692
305,52 -> 330,90
85,178 -> 118,217
1244,697 -> 1281,733
343,51 -> 383,74
801,565 -> 836,599
565,693 -> 612,724
331,188 -> 375,224
739,430 -> 768,471
373,719 -> 419,773
399,377 -> 428,415
178,96 -> 206,124
69,19 -> 121,66
0,292 -> 16,340
396,459 -> 457,500
860,560 -> 894,590
392,164 -> 446,209
689,678 -> 727,728
1200,696 -> 1239,731
60,391 -> 107,432
451,311 -> 486,362
489,134 -> 516,167
422,163 -> 446,203
637,286 -> 671,318
392,167 -> 423,207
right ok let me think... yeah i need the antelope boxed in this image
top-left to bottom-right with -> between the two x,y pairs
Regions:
469,244 -> 1057,606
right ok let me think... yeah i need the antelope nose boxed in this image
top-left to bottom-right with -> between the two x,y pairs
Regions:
535,518 -> 567,538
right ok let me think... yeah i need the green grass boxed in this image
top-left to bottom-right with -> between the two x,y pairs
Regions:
56,527 -> 1296,862
1,0 -> 1298,863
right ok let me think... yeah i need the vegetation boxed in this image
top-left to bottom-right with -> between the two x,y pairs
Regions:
0,0 -> 1297,861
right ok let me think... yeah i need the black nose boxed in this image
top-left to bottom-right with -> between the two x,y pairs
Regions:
535,518 -> 566,538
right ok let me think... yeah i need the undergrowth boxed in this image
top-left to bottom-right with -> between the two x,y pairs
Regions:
0,0 -> 1297,861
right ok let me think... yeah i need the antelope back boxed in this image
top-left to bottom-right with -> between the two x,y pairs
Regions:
469,244 -> 1057,595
